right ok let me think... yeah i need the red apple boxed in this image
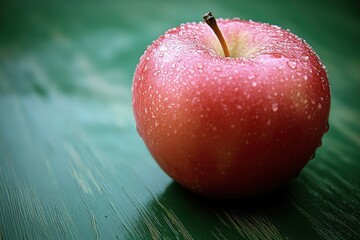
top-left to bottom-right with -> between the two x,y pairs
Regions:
132,13 -> 330,198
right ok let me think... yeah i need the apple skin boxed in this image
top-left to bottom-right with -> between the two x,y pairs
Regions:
132,18 -> 330,198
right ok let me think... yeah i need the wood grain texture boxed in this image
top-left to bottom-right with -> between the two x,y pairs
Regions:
1,0 -> 360,239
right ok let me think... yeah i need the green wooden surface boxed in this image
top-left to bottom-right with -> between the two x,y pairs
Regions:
1,0 -> 360,239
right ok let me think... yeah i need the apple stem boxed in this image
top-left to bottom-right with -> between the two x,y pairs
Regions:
203,12 -> 230,58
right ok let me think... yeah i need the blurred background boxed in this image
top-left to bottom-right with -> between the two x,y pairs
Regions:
1,0 -> 360,239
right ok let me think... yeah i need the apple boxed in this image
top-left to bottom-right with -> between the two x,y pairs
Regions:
132,12 -> 330,198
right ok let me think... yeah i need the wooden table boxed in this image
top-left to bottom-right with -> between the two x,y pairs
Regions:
1,0 -> 359,239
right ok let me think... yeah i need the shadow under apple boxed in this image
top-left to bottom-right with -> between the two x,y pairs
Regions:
130,179 -> 322,239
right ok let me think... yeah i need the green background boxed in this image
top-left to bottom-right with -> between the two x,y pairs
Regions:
1,0 -> 359,239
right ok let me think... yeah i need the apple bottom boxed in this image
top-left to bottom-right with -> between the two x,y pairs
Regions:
145,126 -> 319,199
156,151 -> 309,199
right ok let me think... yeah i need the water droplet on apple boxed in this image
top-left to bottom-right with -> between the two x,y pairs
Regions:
325,122 -> 330,132
310,153 -> 316,160
287,60 -> 297,69
230,124 -> 236,128
272,53 -> 282,58
317,103 -> 322,109
303,75 -> 308,80
215,66 -> 221,72
197,63 -> 203,69
272,103 -> 279,112
252,82 -> 257,87
159,45 -> 168,52
267,119 -> 271,125
301,55 -> 309,61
